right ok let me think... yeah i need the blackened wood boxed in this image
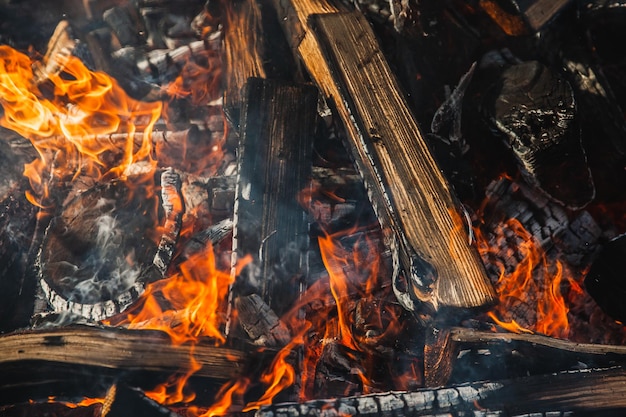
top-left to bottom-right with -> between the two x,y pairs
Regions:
0,325 -> 245,380
223,0 -> 267,122
257,367 -> 626,417
480,0 -> 572,33
479,60 -> 594,210
426,326 -> 626,387
105,384 -> 181,417
103,5 -> 144,47
235,294 -> 291,347
233,78 -> 316,313
150,168 -> 184,279
272,3 -> 495,312
584,234 -> 626,323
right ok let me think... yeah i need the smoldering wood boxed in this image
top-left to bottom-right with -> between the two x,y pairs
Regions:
181,218 -> 234,259
478,177 -> 603,273
149,168 -> 184,279
37,174 -> 181,322
136,40 -> 216,82
234,294 -> 291,347
223,0 -> 267,121
426,326 -> 626,387
0,325 -> 245,382
32,20 -> 77,85
482,0 -> 572,33
257,366 -> 626,417
233,78 -> 317,312
103,5 -> 144,47
268,0 -> 495,312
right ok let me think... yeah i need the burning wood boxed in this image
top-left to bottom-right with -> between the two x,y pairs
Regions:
257,366 -> 626,417
0,0 -> 626,415
267,0 -> 496,313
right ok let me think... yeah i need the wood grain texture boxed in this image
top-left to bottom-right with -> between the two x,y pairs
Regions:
0,325 -> 245,380
267,0 -> 495,311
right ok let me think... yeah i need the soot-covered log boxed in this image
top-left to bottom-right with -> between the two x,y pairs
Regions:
257,366 -> 626,417
425,326 -> 626,387
232,78 -> 317,314
479,0 -> 572,35
267,0 -> 495,313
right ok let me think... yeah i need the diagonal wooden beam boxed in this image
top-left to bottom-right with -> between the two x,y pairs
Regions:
265,0 -> 496,312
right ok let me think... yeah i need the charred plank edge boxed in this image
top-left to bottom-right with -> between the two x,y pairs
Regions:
269,1 -> 495,311
256,366 -> 626,417
0,325 -> 245,380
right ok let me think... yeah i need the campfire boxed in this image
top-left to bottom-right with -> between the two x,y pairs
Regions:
1,0 -> 626,416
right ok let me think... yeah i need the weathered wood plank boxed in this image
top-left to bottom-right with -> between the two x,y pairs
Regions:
0,325 -> 245,380
266,0 -> 495,312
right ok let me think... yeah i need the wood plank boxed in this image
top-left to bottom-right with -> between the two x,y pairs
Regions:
233,77 -> 317,315
266,0 -> 495,312
0,325 -> 245,380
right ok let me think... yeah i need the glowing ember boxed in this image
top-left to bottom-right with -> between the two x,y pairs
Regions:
476,217 -> 572,338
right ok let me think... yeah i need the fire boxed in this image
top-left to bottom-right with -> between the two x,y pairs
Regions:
0,45 -> 161,205
476,217 -> 571,338
105,243 -> 251,406
108,243 -> 251,345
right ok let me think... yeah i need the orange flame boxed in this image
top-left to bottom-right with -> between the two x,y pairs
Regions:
105,243 -> 251,407
476,217 -> 571,338
113,244 -> 249,345
0,45 -> 161,204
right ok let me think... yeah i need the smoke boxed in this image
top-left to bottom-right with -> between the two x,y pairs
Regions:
57,213 -> 142,304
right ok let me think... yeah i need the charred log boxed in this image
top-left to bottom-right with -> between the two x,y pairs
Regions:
426,326 -> 626,387
235,294 -> 291,347
257,366 -> 626,417
478,59 -> 594,210
36,173 -> 182,323
479,0 -> 572,34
